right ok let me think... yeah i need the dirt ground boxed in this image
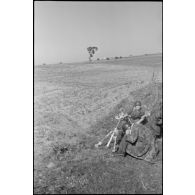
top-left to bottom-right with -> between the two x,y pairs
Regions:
34,54 -> 162,194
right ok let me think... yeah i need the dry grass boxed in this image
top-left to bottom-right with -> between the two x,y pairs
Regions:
34,54 -> 162,194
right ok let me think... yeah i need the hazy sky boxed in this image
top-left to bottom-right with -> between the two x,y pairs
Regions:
34,1 -> 162,65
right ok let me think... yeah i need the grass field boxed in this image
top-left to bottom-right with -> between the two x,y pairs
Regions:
34,54 -> 162,194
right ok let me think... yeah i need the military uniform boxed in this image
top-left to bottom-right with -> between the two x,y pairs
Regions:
146,102 -> 163,138
125,124 -> 154,159
114,101 -> 146,154
128,107 -> 145,123
144,103 -> 162,161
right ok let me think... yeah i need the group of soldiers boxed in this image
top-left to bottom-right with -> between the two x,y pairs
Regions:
104,100 -> 163,161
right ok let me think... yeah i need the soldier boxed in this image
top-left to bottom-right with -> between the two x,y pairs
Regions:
128,101 -> 146,122
144,102 -> 163,161
151,102 -> 163,138
113,101 -> 146,154
115,123 -> 139,157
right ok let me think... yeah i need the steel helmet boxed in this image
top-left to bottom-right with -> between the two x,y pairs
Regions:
134,101 -> 141,107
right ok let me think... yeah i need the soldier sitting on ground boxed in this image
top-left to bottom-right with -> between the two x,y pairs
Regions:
144,101 -> 163,161
113,100 -> 147,153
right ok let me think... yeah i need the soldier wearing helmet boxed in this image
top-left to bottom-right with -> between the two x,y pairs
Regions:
113,100 -> 146,154
128,101 -> 146,123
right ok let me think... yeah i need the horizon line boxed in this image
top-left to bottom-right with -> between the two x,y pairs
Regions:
35,52 -> 162,66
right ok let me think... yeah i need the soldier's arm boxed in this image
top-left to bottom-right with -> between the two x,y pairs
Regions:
137,108 -> 151,124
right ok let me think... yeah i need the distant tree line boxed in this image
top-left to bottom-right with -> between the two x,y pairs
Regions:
95,56 -> 123,61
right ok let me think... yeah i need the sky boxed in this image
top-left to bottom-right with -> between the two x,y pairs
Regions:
34,1 -> 162,65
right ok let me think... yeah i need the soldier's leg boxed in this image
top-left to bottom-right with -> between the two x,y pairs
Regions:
116,120 -> 126,144
113,129 -> 125,152
116,130 -> 124,144
116,135 -> 128,156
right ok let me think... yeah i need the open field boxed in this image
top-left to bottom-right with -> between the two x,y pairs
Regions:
34,54 -> 162,194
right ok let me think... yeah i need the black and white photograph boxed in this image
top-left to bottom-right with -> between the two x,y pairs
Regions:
34,1 -> 162,194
